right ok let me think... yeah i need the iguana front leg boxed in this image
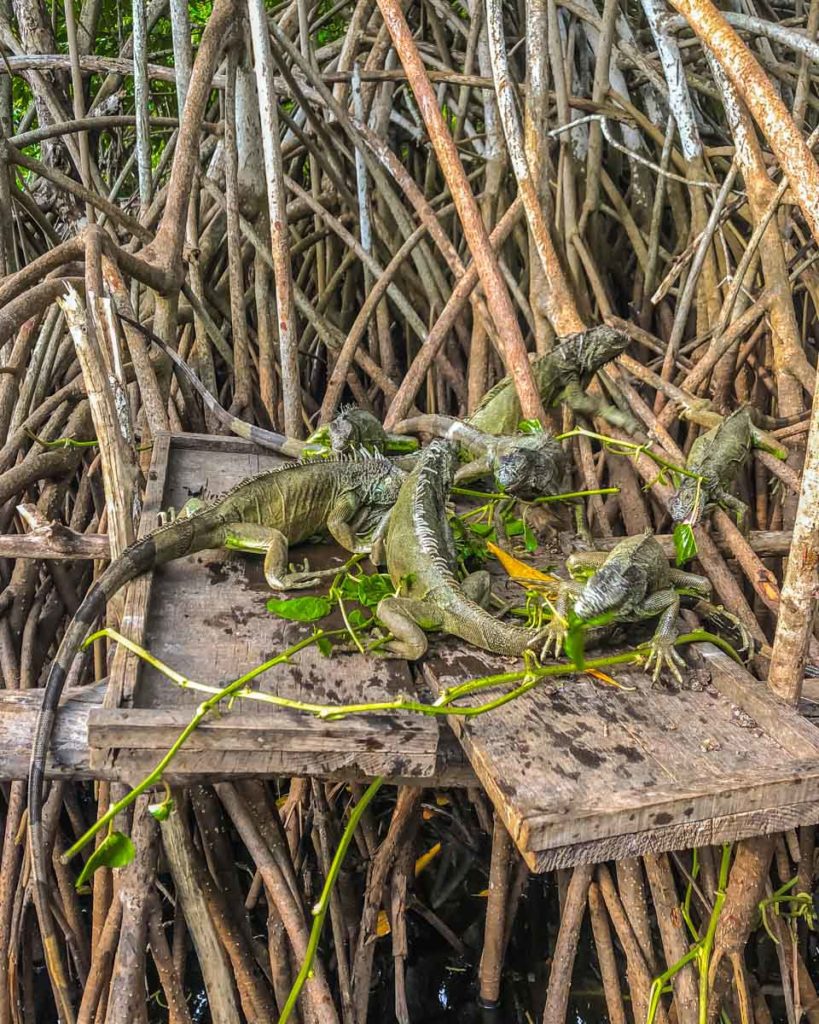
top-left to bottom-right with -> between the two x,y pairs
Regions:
638,589 -> 685,683
453,456 -> 493,487
561,379 -> 641,435
716,488 -> 748,530
224,523 -> 342,590
374,596 -> 444,659
326,493 -> 384,554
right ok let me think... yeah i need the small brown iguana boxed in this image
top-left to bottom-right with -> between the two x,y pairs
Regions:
542,532 -> 712,682
390,415 -> 571,500
372,439 -> 550,659
28,452 -> 406,1017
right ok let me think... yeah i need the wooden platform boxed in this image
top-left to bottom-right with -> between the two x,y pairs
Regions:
425,642 -> 819,871
88,434 -> 449,783
84,432 -> 819,872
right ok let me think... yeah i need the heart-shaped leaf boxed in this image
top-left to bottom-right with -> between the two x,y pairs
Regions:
673,523 -> 698,566
266,596 -> 333,622
518,419 -> 544,434
75,830 -> 135,890
148,799 -> 174,822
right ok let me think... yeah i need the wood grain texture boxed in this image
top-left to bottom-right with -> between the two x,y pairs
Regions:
425,639 -> 819,871
94,434 -> 441,780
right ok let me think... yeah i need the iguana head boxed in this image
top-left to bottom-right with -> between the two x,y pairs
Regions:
668,478 -> 707,527
329,407 -> 389,453
494,435 -> 570,500
573,325 -> 630,376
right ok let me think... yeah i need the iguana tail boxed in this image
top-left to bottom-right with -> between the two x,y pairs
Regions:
119,313 -> 308,458
440,589 -> 544,658
392,415 -> 487,457
28,510 -> 227,1018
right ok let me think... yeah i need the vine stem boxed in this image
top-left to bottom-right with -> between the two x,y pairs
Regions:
277,777 -> 385,1023
451,485 -> 620,502
555,427 -> 702,481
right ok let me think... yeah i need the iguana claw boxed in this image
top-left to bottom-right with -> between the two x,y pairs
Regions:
644,638 -> 685,684
540,619 -> 568,660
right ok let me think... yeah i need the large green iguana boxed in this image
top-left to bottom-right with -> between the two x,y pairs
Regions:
542,532 -> 713,682
668,407 -> 785,528
372,439 -> 550,659
28,453 -> 406,1015
120,312 -> 408,457
466,325 -> 639,435
390,414 -> 570,500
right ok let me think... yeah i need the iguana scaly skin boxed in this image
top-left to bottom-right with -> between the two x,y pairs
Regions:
390,415 -> 570,500
543,532 -> 711,682
669,407 -> 762,527
28,453 -> 405,1015
372,439 -> 549,659
467,325 -> 638,435
121,313 -> 409,457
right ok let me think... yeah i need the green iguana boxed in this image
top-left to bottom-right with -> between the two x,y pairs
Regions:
668,407 -> 784,528
120,313 -> 413,457
390,414 -> 570,500
28,453 -> 406,1015
542,532 -> 712,682
371,439 -> 550,659
466,325 -> 639,435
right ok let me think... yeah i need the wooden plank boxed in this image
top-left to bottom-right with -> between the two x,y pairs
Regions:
424,632 -> 819,869
700,644 -> 819,757
0,684 -> 473,785
94,433 -> 441,781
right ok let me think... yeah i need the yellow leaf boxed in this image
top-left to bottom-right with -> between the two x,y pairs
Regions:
276,795 -> 287,808
414,842 -> 442,877
474,888 -> 490,898
376,910 -> 391,937
486,541 -> 557,584
422,807 -> 436,821
435,794 -> 451,807
586,669 -> 636,692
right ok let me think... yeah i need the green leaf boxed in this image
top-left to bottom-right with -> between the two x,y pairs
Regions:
355,573 -> 394,607
346,608 -> 368,628
266,596 -> 333,622
75,830 -> 135,890
564,611 -> 586,670
316,635 -> 333,657
523,523 -> 538,553
518,419 -> 544,434
148,799 -> 174,822
505,517 -> 523,537
673,523 -> 698,566
468,522 -> 494,538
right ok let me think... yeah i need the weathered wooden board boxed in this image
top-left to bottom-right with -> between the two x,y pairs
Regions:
88,434 -> 443,781
425,641 -> 819,872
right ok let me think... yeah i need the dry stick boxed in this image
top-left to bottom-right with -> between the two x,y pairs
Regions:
373,0 -> 547,424
484,0 -> 584,335
769,358 -> 819,699
706,836 -> 775,1024
248,0 -> 298,437
541,864 -> 593,1024
587,881 -> 627,1024
147,895 -> 193,1024
668,0 -> 819,247
478,814 -> 513,1008
643,853 -> 699,1024
383,197 -> 524,428
160,804 -> 242,1024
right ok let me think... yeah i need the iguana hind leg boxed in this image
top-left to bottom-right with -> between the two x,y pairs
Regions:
374,596 -> 444,660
